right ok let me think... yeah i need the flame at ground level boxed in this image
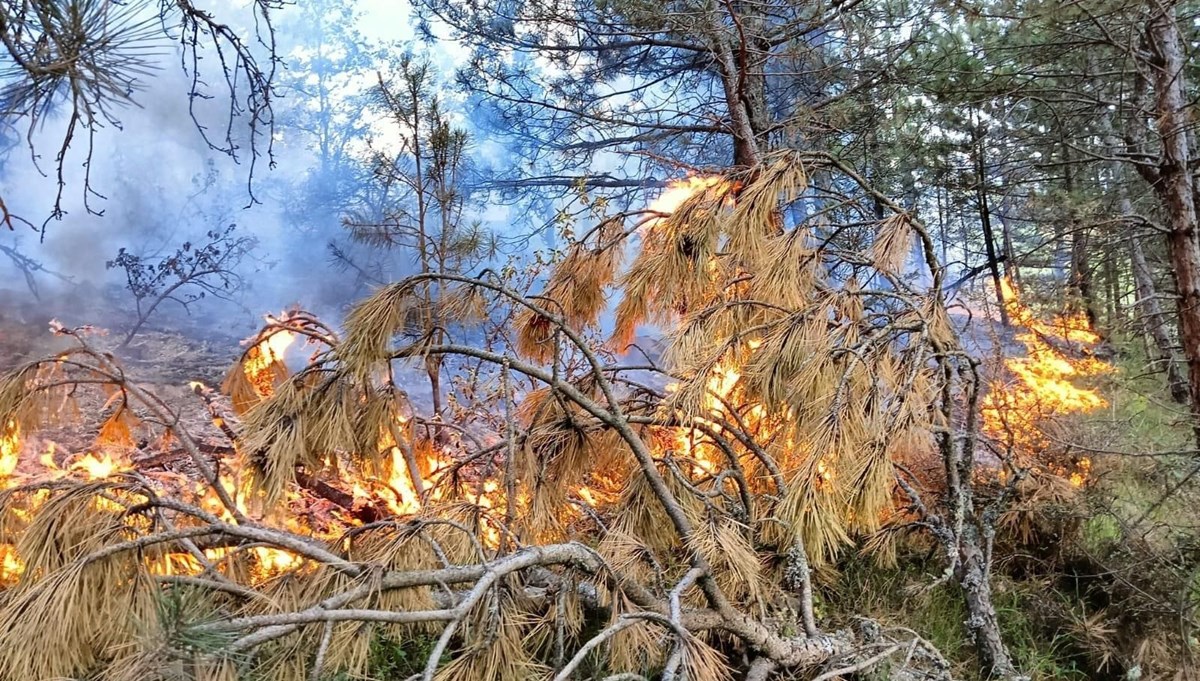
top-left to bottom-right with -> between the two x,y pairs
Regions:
0,421 -> 19,478
72,451 -> 121,479
981,278 -> 1108,485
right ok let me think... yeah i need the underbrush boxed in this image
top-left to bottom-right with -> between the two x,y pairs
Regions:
339,349 -> 1200,681
826,555 -> 1089,681
355,636 -> 442,680
817,343 -> 1200,680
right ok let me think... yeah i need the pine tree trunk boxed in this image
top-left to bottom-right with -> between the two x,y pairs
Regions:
1069,225 -> 1098,329
1063,144 -> 1099,330
1146,1 -> 1200,436
1129,228 -> 1189,403
704,3 -> 768,167
974,128 -> 1008,326
1103,246 -> 1117,327
1100,98 -> 1186,401
998,200 -> 1019,284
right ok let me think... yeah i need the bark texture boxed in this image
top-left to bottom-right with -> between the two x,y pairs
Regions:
958,537 -> 1023,680
1146,0 -> 1200,438
1129,223 -> 1189,403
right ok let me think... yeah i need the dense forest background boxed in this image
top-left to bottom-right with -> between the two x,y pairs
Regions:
1,1 -> 1200,680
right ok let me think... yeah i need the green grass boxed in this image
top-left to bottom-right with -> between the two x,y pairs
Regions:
993,582 -> 1089,681
1095,337 -> 1193,454
826,556 -> 973,675
825,556 -> 1094,680
1079,513 -> 1121,553
323,634 -> 440,680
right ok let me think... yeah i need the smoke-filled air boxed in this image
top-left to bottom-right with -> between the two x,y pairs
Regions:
0,1 -> 1197,680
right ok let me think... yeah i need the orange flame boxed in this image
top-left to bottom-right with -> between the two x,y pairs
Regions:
252,546 -> 300,574
1069,457 -> 1092,488
243,330 -> 295,397
71,451 -> 121,479
0,545 -> 22,584
981,279 -> 1110,483
662,339 -> 817,485
642,178 -> 837,490
384,445 -> 424,515
643,175 -> 735,234
0,421 -> 19,478
577,486 -> 598,506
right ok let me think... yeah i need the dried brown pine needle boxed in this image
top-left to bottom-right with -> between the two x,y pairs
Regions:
688,514 -> 771,607
606,593 -> 666,675
871,213 -> 914,274
0,489 -> 155,681
340,282 -> 418,376
677,627 -> 735,681
97,402 -> 140,449
435,590 -> 549,681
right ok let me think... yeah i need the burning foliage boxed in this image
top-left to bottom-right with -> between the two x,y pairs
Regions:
981,278 -> 1111,486
0,153 -> 1027,681
0,421 -> 18,477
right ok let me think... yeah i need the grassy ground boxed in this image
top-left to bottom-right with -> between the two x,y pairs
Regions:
824,556 -> 1093,680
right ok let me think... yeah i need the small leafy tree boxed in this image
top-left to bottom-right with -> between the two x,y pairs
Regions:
106,225 -> 258,346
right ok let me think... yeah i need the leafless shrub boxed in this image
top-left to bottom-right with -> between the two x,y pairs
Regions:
105,224 -> 258,346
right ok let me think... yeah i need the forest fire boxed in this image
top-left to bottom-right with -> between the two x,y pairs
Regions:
0,252 -> 1076,600
71,451 -> 121,479
643,175 -> 736,234
637,174 -> 852,498
243,329 -> 296,395
0,440 -> 137,583
0,142 -> 1149,679
667,342 -> 780,480
981,278 -> 1109,484
5,0 -> 1200,673
642,177 -> 782,483
0,326 -> 347,585
0,421 -> 18,477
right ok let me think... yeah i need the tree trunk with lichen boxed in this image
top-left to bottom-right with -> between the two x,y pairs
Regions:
958,534 -> 1022,680
924,362 -> 1024,681
1128,215 -> 1189,404
1098,98 -> 1187,403
1060,141 -> 1099,331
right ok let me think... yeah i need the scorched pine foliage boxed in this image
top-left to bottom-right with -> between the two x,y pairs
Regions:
0,153 -> 992,681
